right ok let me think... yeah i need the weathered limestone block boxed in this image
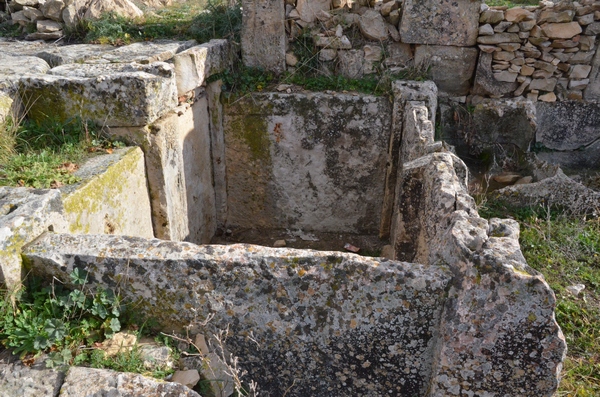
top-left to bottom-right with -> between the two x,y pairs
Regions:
584,46 -> 600,100
84,0 -> 143,21
473,52 -> 518,96
429,213 -> 566,397
23,235 -> 452,397
21,62 -> 177,127
399,0 -> 480,46
60,367 -> 200,396
105,96 -> 216,244
541,21 -> 582,38
0,187 -> 67,288
94,40 -> 197,64
223,92 -> 391,234
472,99 -> 536,152
0,350 -> 66,396
359,9 -> 388,41
172,39 -> 230,96
296,0 -> 330,23
414,45 -> 478,96
40,0 -> 65,21
536,101 -> 600,150
390,152 -> 566,396
241,0 -> 286,74
0,55 -> 50,85
495,169 -> 600,214
379,80 -> 438,239
35,44 -> 115,67
60,147 -> 154,238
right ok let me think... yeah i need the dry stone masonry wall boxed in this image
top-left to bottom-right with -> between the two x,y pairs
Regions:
476,0 -> 600,101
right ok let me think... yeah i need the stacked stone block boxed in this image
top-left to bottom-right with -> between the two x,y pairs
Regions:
477,0 -> 600,101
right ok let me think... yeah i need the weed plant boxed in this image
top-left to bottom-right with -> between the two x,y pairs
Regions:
0,116 -> 123,188
0,269 -> 121,361
479,200 -> 600,396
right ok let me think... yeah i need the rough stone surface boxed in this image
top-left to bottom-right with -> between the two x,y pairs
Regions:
0,55 -> 50,86
60,147 -> 154,238
222,92 -> 391,234
172,39 -> 230,95
60,367 -> 201,396
21,62 -> 177,127
105,96 -> 216,244
472,99 -> 536,152
296,0 -> 330,23
389,152 -> 566,397
241,0 -> 286,73
473,52 -> 519,96
35,44 -> 114,67
414,45 -> 478,96
0,350 -> 66,397
0,187 -> 67,288
84,0 -> 143,21
584,46 -> 600,100
23,235 -> 453,397
495,169 -> 600,214
400,0 -> 481,46
359,9 -> 388,41
536,101 -> 600,150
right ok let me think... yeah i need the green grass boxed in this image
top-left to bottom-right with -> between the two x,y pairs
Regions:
0,116 -> 123,189
480,200 -> 600,396
64,0 -> 240,45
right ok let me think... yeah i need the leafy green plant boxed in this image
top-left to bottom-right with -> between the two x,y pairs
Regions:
0,270 -> 122,362
188,0 -> 242,44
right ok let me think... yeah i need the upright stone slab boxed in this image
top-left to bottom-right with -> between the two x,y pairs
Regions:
106,96 -> 216,244
241,0 -> 286,74
172,39 -> 230,96
536,101 -> 600,151
23,235 -> 452,397
60,147 -> 154,238
473,52 -> 518,97
223,92 -> 392,234
399,0 -> 481,46
414,45 -> 478,96
0,188 -> 67,288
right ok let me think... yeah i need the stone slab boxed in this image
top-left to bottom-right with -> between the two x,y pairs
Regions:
222,92 -> 392,234
0,54 -> 50,87
172,39 -> 230,95
536,101 -> 600,150
86,40 -> 197,64
399,0 -> 480,46
20,62 -> 177,127
23,234 -> 452,397
104,96 -> 216,244
241,0 -> 286,73
35,44 -> 114,67
60,147 -> 154,238
0,187 -> 67,288
414,45 -> 478,96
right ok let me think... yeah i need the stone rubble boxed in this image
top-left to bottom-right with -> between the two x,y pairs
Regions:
476,0 -> 600,101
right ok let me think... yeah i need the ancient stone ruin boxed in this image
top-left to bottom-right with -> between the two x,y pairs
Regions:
2,0 -> 596,394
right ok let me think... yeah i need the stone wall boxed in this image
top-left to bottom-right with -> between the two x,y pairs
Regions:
222,92 -> 391,234
475,0 -> 600,102
243,0 -> 600,102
